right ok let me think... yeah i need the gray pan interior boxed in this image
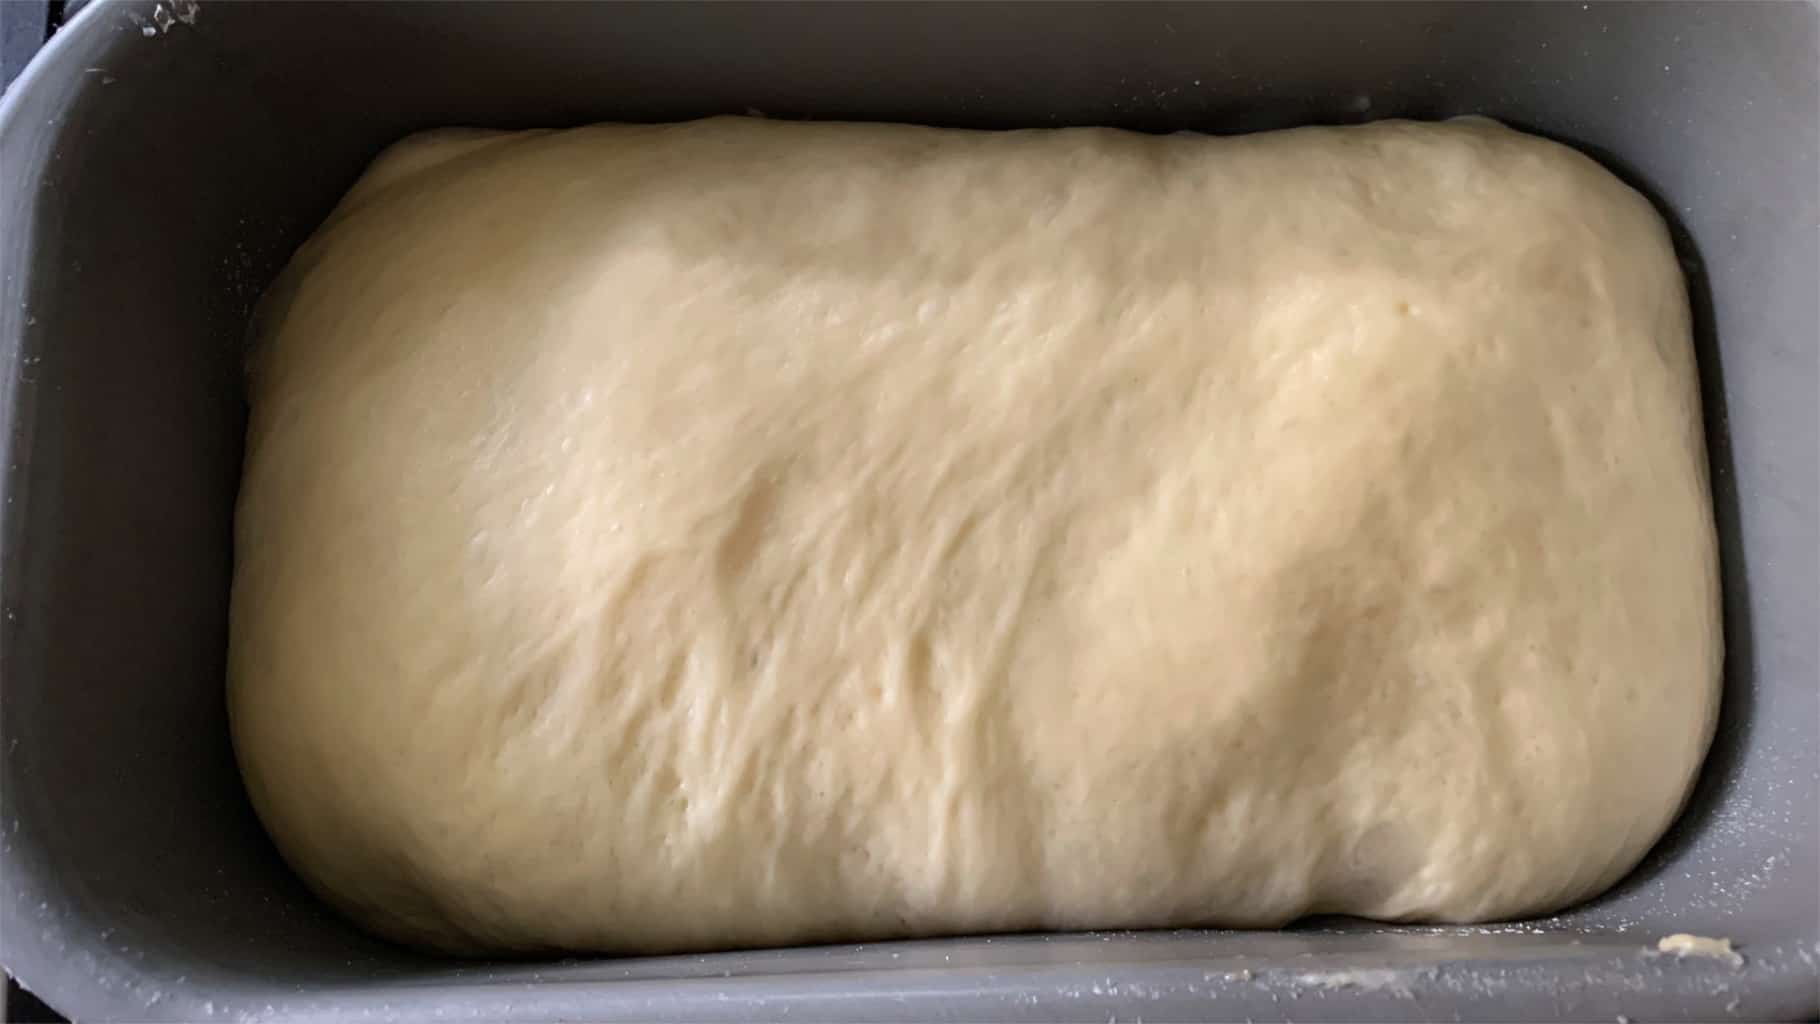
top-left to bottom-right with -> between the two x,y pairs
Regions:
0,1 -> 1815,1021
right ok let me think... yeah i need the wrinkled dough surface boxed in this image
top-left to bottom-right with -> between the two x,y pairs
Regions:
229,117 -> 1721,955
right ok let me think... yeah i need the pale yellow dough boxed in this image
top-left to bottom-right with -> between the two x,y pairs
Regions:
229,117 -> 1721,955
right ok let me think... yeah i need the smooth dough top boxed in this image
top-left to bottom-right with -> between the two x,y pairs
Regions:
229,117 -> 1721,955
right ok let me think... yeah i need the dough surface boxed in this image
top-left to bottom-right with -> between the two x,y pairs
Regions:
229,117 -> 1721,955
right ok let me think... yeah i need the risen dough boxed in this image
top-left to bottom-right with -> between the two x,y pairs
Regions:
229,117 -> 1721,955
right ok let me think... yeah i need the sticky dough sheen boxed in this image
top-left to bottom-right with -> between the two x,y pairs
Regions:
229,117 -> 1721,955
